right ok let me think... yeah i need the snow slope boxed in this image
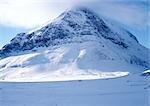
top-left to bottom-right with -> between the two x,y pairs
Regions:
0,42 -> 130,81
0,7 -> 149,81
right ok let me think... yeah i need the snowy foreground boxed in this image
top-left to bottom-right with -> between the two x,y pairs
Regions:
0,73 -> 149,106
0,45 -> 149,106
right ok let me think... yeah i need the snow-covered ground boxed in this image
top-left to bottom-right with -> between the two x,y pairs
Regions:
0,42 -> 147,82
0,73 -> 149,106
0,42 -> 130,82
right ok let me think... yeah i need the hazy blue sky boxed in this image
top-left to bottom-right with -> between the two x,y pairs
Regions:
0,0 -> 149,49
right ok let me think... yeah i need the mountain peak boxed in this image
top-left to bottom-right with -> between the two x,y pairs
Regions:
62,6 -> 94,13
68,6 -> 95,14
0,7 -> 149,68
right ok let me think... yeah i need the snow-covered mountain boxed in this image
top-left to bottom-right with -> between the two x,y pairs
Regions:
0,7 -> 149,81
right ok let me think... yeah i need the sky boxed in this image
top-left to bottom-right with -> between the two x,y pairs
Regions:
0,0 -> 149,49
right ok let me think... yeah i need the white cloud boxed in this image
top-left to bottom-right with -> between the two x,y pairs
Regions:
0,0 -> 74,28
0,0 -> 149,30
97,1 -> 148,28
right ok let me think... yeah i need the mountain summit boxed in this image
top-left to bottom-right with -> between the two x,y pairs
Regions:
0,7 -> 149,81
0,8 -> 139,55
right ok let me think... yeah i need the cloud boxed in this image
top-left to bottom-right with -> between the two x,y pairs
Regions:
0,0 -> 149,30
78,0 -> 148,29
0,0 -> 91,28
0,0 -> 58,28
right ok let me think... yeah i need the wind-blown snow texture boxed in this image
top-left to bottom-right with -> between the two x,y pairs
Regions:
0,7 -> 149,81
